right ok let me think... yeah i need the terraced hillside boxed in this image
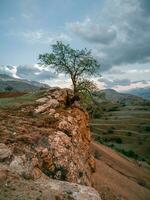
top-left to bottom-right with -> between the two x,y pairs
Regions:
90,103 -> 150,163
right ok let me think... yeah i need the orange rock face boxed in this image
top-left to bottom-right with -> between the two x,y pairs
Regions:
34,88 -> 96,185
0,88 -> 95,186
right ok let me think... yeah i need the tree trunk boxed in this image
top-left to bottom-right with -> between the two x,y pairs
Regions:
71,76 -> 77,96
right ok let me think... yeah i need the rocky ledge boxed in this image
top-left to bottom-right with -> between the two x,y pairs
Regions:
0,88 -> 101,200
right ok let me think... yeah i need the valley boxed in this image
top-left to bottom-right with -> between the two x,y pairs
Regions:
91,102 -> 150,163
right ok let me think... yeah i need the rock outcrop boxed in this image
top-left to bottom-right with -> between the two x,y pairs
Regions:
33,88 -> 95,185
0,88 -> 100,199
0,167 -> 100,200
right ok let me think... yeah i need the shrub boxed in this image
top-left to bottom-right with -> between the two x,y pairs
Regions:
93,112 -> 101,119
107,106 -> 120,112
5,86 -> 14,92
119,149 -> 138,159
109,144 -> 114,148
137,179 -> 146,187
94,150 -> 101,160
143,126 -> 150,132
115,137 -> 122,144
107,127 -> 115,134
106,137 -> 122,144
78,171 -> 84,177
127,132 -> 132,136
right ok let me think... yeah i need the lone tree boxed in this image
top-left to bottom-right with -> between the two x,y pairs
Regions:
39,41 -> 100,95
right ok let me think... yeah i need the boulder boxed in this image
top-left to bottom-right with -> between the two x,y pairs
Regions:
10,155 -> 42,180
36,97 -> 48,103
35,178 -> 101,200
0,168 -> 101,200
35,99 -> 59,113
0,143 -> 12,161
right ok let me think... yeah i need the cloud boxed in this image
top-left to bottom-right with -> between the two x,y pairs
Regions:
113,80 -> 150,91
102,63 -> 150,83
16,65 -> 40,77
18,30 -> 71,44
69,0 -> 150,71
99,77 -> 150,91
68,18 -> 117,45
104,68 -> 125,75
22,13 -> 33,21
1,64 -> 59,84
0,65 -> 18,78
139,0 -> 150,16
16,64 -> 58,81
126,69 -> 150,74
100,78 -> 131,88
111,79 -> 131,86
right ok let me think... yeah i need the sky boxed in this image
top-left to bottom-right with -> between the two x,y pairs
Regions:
0,0 -> 150,91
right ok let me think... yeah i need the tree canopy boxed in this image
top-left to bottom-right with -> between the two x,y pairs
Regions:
39,41 -> 100,94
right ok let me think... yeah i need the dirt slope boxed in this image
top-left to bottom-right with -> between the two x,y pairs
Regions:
91,142 -> 150,200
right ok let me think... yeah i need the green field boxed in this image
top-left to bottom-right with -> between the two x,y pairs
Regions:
90,104 -> 150,163
0,91 -> 45,107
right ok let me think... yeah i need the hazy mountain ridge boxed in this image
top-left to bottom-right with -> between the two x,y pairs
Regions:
0,74 -> 49,92
93,88 -> 145,106
125,87 -> 150,100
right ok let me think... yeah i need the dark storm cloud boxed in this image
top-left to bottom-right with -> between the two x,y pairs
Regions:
69,0 -> 150,71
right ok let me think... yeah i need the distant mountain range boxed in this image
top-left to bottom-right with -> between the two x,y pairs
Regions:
0,74 -> 49,92
124,87 -> 150,100
93,89 -> 146,105
0,73 -> 149,102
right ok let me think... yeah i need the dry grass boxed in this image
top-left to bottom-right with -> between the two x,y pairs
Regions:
91,142 -> 150,200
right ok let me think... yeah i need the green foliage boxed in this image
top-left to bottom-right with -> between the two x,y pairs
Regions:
92,111 -> 102,119
5,85 -> 13,92
143,125 -> 150,132
118,149 -> 138,159
91,98 -> 150,162
107,105 -> 120,112
0,92 -> 43,107
115,137 -> 122,144
107,127 -> 115,134
127,132 -> 132,136
76,79 -> 99,109
39,41 -> 100,94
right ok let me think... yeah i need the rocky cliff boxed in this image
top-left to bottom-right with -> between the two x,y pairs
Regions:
0,88 -> 100,200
